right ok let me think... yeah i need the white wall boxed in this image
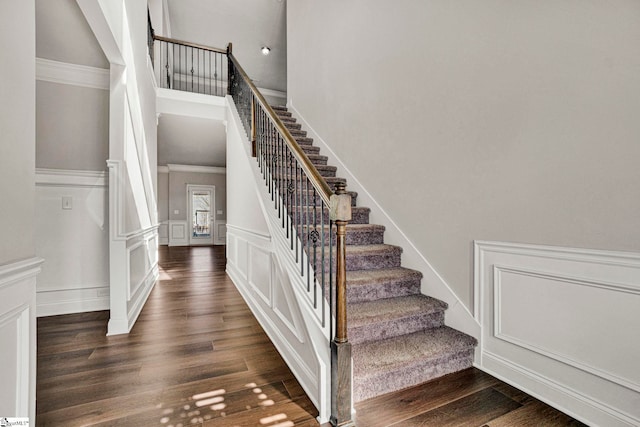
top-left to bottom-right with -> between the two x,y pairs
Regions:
35,170 -> 109,316
287,0 -> 640,314
0,0 -> 39,421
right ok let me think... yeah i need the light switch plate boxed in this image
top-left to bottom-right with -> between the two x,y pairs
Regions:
217,210 -> 223,215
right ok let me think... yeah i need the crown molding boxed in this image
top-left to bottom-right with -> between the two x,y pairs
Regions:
166,164 -> 226,174
36,58 -> 109,90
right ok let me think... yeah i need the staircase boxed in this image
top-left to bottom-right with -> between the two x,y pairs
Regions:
271,105 -> 478,402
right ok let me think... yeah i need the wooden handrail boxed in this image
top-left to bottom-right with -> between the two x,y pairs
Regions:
153,35 -> 228,55
227,52 -> 334,207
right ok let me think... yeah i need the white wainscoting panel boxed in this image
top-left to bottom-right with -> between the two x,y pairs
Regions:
215,221 -> 227,245
226,225 -> 322,419
35,169 -> 109,316
169,220 -> 188,246
0,257 -> 43,421
475,241 -> 640,427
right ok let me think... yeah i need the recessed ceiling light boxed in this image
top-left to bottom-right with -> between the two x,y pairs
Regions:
261,46 -> 271,56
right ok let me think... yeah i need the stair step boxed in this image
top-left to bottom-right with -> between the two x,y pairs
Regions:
288,128 -> 307,138
301,145 -> 320,155
292,206 -> 370,225
302,223 -> 383,245
285,122 -> 302,131
295,136 -> 314,145
348,295 -> 447,345
271,105 -> 288,112
306,154 -> 328,166
291,190 -> 358,207
276,110 -> 293,117
343,244 -> 402,271
352,327 -> 477,401
278,115 -> 297,124
346,267 -> 422,303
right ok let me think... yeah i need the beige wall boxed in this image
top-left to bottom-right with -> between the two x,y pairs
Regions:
0,0 -> 36,265
288,1 -> 640,311
36,81 -> 109,171
157,171 -> 169,222
168,171 -> 226,222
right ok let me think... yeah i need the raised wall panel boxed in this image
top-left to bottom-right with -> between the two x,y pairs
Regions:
248,244 -> 272,305
475,241 -> 640,427
0,258 -> 42,418
169,220 -> 188,246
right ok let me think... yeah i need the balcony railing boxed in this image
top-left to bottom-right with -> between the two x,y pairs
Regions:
148,31 -> 354,426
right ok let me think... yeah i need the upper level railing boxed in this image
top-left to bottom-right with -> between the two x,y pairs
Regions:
151,34 -> 228,96
149,30 -> 354,426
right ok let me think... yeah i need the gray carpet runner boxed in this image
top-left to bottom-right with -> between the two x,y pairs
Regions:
270,105 -> 477,402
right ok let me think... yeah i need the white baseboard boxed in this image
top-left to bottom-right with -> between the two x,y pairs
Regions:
36,286 -> 109,317
475,241 -> 640,427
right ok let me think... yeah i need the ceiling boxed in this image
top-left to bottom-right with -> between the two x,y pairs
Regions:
166,0 -> 287,92
157,114 -> 227,167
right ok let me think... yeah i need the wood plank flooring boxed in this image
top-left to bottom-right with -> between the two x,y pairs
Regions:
37,245 -> 588,426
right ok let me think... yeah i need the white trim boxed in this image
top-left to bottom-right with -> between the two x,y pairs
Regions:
0,258 -> 44,290
157,165 -> 169,173
36,286 -> 110,317
167,164 -> 226,174
225,223 -> 271,241
287,102 -> 480,340
36,58 -> 109,90
35,168 -> 107,187
187,184 -> 216,246
480,352 -> 639,427
156,87 -> 227,121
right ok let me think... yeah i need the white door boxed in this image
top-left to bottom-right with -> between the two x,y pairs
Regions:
187,185 -> 215,245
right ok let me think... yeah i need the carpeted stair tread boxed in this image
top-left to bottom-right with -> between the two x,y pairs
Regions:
346,267 -> 423,302
295,136 -> 314,145
292,205 -> 370,224
344,244 -> 402,271
284,122 -> 302,130
301,145 -> 320,155
302,223 -> 383,245
271,105 -> 288,111
306,154 -> 329,165
292,190 -> 358,206
348,295 -> 448,344
352,327 -> 477,401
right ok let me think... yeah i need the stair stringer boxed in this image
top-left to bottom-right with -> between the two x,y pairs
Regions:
226,97 -> 331,423
287,100 -> 481,343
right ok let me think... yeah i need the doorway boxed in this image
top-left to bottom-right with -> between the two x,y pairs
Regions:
187,184 -> 215,245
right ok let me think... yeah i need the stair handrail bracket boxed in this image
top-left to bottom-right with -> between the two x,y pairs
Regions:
227,48 -> 354,426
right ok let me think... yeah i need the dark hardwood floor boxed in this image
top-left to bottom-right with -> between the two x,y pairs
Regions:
37,245 -> 588,426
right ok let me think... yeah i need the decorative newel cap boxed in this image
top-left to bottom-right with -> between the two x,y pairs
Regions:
330,182 -> 351,221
